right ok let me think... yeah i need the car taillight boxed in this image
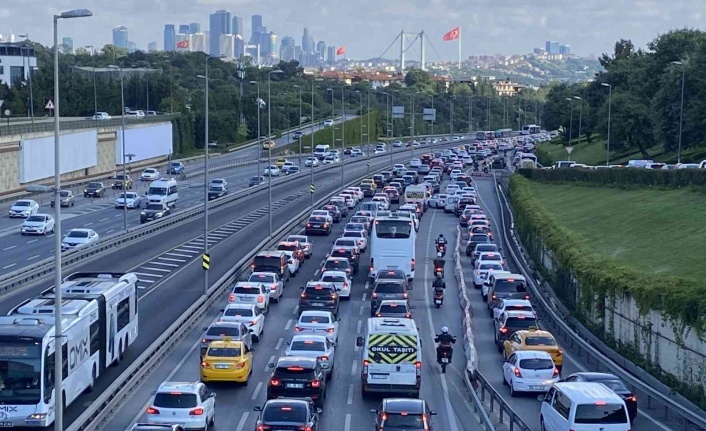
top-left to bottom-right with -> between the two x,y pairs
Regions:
307,223 -> 312,227
323,223 -> 329,227
228,293 -> 235,302
146,407 -> 159,414
302,427 -> 313,431
269,378 -> 280,386
492,294 -> 497,300
234,361 -> 246,369
294,326 -> 303,332
557,350 -> 563,356
411,258 -> 415,270
403,292 -> 408,299
500,327 -> 508,333
257,295 -> 264,303
630,395 -> 637,402
301,293 -> 306,298
372,292 -> 377,298
250,320 -> 258,325
404,313 -> 411,318
331,293 -> 337,299
201,361 -> 210,368
359,240 -> 364,245
189,407 -> 204,416
326,327 -> 335,333
311,379 -> 321,388
552,367 -> 559,377
524,294 -> 530,299
513,367 -> 522,378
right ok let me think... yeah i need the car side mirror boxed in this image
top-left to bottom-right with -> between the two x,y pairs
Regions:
356,336 -> 364,347
370,409 -> 377,414
267,363 -> 275,368
219,308 -> 225,312
538,394 -> 547,402
248,329 -> 254,333
253,406 -> 262,412
430,410 -> 438,415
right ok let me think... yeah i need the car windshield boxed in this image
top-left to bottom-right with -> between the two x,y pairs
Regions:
59,191 -> 70,197
374,219 -> 412,238
25,216 -> 46,222
206,347 -> 241,357
519,358 -> 554,370
205,326 -> 242,337
233,286 -> 261,295
574,404 -> 628,424
0,340 -> 42,404
66,230 -> 89,238
384,413 -> 424,427
524,336 -> 556,346
290,340 -> 325,351
322,274 -> 346,283
148,187 -> 167,196
14,201 -> 30,207
250,176 -> 261,182
153,393 -> 198,408
262,404 -> 308,423
224,308 -> 253,317
146,204 -> 164,211
208,186 -> 223,192
87,183 -> 102,188
300,315 -> 330,324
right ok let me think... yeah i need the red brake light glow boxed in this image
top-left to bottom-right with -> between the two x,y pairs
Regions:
189,407 -> 204,416
146,407 -> 159,414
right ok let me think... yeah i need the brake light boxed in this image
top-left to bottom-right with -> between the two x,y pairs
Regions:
404,313 -> 411,318
630,395 -> 637,402
250,320 -> 258,325
524,294 -> 530,300
500,327 -> 508,333
189,407 -> 204,416
403,292 -> 408,299
372,292 -> 377,298
201,361 -> 210,368
228,294 -> 235,302
557,350 -> 563,356
257,426 -> 265,431
294,326 -> 303,332
257,295 -> 264,303
146,407 -> 159,414
411,258 -> 415,270
311,379 -> 321,388
414,361 -> 422,369
331,293 -> 337,299
269,377 -> 280,386
307,223 -> 311,227
513,367 -> 522,378
553,368 -> 559,377
303,427 -> 313,431
492,294 -> 497,300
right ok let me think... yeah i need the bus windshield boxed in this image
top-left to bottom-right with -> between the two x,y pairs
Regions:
0,340 -> 43,404
148,187 -> 167,196
375,220 -> 412,239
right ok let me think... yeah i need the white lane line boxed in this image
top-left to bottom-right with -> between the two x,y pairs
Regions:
84,223 -> 93,226
165,252 -> 193,258
158,257 -> 187,263
284,319 -> 293,330
275,337 -> 283,350
113,214 -> 121,218
27,255 -> 40,261
358,304 -> 364,315
346,383 -> 354,404
26,239 -> 38,244
356,320 -> 362,334
138,280 -> 154,285
106,229 -> 115,233
292,305 -> 299,315
251,381 -> 263,400
265,355 -> 275,373
141,267 -> 171,273
148,261 -> 179,267
100,217 -> 109,221
364,280 -> 369,290
234,412 -> 249,431
351,360 -> 357,376
180,245 -> 203,250
314,269 -> 320,276
3,263 -> 17,269
134,272 -> 164,278
173,248 -> 197,254
361,292 -> 367,302
3,245 -> 16,250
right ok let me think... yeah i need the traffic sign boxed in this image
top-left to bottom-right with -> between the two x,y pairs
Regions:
45,99 -> 54,110
566,146 -> 574,155
202,253 -> 210,270
309,184 -> 315,194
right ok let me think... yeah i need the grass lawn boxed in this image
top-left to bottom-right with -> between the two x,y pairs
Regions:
528,182 -> 706,281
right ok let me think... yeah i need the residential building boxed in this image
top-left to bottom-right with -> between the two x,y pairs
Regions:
234,35 -> 245,59
559,44 -> 571,55
0,42 -> 37,86
127,41 -> 137,53
62,37 -> 73,54
164,24 -> 176,51
251,15 -> 263,44
220,34 -> 235,58
189,23 -> 201,34
493,79 -> 523,96
326,45 -> 336,65
209,10 -> 231,55
190,33 -> 207,53
179,24 -> 190,34
112,26 -> 128,49
147,42 -> 157,52
232,15 -> 243,37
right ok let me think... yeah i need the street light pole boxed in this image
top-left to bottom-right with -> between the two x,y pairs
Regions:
267,70 -> 283,237
601,83 -> 612,166
250,81 -> 261,179
196,63 -> 211,295
467,95 -> 472,137
574,96 -> 583,163
672,61 -> 686,164
107,64 -> 128,232
310,80 -> 316,209
449,96 -> 454,135
566,97 -> 574,146
430,94 -> 434,136
53,12 -> 92,431
19,34 -> 35,125
341,86 -> 346,189
486,96 -> 491,131
84,45 -> 97,115
293,84 -> 303,167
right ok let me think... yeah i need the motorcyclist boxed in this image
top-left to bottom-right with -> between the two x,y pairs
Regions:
432,274 -> 446,291
435,234 -> 447,247
435,326 -> 457,362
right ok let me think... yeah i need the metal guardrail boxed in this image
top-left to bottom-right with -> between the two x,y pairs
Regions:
65,143 -> 407,431
0,114 -> 176,136
469,372 -> 533,431
493,174 -> 706,431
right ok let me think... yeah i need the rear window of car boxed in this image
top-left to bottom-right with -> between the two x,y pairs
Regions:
300,315 -> 330,324
322,274 -> 347,283
384,413 -> 424,427
207,347 -> 241,357
574,404 -> 628,424
524,336 -> 555,346
303,286 -> 335,298
309,216 -> 326,223
504,316 -> 537,329
224,308 -> 253,317
374,283 -> 405,294
253,256 -> 282,270
594,379 -> 630,393
518,358 -> 554,370
262,403 -> 308,422
205,326 -> 242,337
494,279 -> 526,293
378,304 -> 407,314
324,260 -> 349,270
153,393 -> 198,408
273,366 -> 316,379
233,286 -> 261,295
250,274 -> 276,283
471,235 -> 489,242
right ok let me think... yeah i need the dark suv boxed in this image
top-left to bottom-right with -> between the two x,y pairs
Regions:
370,280 -> 408,316
299,281 -> 340,316
305,215 -> 331,235
466,233 -> 492,256
254,399 -> 321,431
372,398 -> 438,430
83,182 -> 106,198
140,203 -> 170,224
375,269 -> 410,290
329,249 -> 359,274
320,204 -> 343,223
266,356 -> 327,407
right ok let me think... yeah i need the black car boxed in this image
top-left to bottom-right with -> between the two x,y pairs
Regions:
375,269 -> 410,289
370,279 -> 408,316
562,372 -> 638,421
249,176 -> 265,187
83,182 -> 106,198
254,399 -> 320,431
266,356 -> 327,407
372,398 -> 437,430
343,147 -> 353,155
330,248 -> 359,274
140,203 -> 170,224
320,204 -> 343,223
466,233 -> 492,256
207,185 -> 227,200
361,183 -> 376,197
492,157 -> 506,169
299,281 -> 340,316
305,216 -> 331,235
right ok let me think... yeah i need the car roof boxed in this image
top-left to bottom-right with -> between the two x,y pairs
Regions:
379,299 -> 409,306
156,381 -> 201,393
225,303 -> 256,310
275,355 -> 318,368
321,270 -> 347,276
570,372 -> 621,381
383,398 -> 426,413
68,228 -> 92,233
304,281 -> 335,289
552,382 -> 626,403
207,321 -> 244,329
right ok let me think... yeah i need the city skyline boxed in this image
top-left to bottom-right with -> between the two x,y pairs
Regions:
1,1 -> 702,60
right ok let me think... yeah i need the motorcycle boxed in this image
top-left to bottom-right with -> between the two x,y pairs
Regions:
433,287 -> 444,308
436,342 -> 454,373
433,258 -> 445,278
436,243 -> 446,257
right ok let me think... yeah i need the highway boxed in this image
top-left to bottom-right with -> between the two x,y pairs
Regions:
0,140 -> 456,430
111,178 -> 479,431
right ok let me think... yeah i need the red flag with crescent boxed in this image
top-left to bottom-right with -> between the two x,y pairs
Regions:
336,46 -> 345,55
443,26 -> 460,41
177,40 -> 189,49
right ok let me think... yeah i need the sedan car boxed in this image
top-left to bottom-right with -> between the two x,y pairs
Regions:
61,228 -> 99,251
220,303 -> 265,342
9,199 -> 39,218
200,321 -> 252,357
503,328 -> 563,371
305,216 -> 331,235
115,192 -> 143,209
50,190 -> 75,208
20,214 -> 55,235
502,350 -> 559,396
304,157 -> 319,167
473,261 -> 505,289
372,398 -> 438,430
374,300 -> 413,318
199,339 -> 253,384
287,235 -> 313,259
207,185 -> 227,200
249,176 -> 265,187
140,168 -> 160,181
285,334 -> 336,377
140,203 -> 171,224
320,204 -> 342,223
561,372 -> 638,420
294,310 -> 339,343
319,270 -> 351,299
83,182 -> 106,198
248,272 -> 284,302
264,165 -> 280,176
253,399 -> 321,431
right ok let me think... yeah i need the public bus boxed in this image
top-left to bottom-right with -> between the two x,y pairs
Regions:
521,124 -> 541,135
475,131 -> 495,140
0,272 -> 138,427
369,213 -> 416,282
495,128 -> 512,138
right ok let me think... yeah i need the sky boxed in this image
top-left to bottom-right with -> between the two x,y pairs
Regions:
0,0 -> 703,60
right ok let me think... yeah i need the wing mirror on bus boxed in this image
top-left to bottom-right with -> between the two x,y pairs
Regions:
356,336 -> 364,347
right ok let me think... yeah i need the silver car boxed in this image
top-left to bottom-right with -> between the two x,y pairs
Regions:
21,214 -> 55,236
9,199 -> 39,218
115,192 -> 143,209
200,321 -> 252,357
61,228 -> 99,251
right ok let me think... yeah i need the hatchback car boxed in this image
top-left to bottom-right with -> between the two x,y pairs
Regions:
228,281 -> 271,311
502,350 -> 560,396
200,321 -> 252,357
494,310 -> 539,349
286,234 -> 313,259
299,281 -> 340,316
285,334 -> 336,377
51,190 -> 75,207
561,372 -> 638,420
20,214 -> 55,236
319,270 -> 351,299
294,310 -> 339,343
374,300 -> 413,318
266,356 -> 327,407
305,216 -> 331,235
115,192 -> 143,209
372,398 -> 438,430
249,176 -> 265,187
140,202 -> 171,224
219,303 -> 265,342
145,381 -> 216,430
254,398 -> 321,430
370,280 -> 408,316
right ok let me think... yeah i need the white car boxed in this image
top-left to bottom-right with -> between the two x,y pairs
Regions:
92,112 -> 111,120
9,199 -> 39,218
350,149 -> 363,157
20,214 -> 55,236
392,140 -> 403,147
304,157 -> 319,167
145,381 -> 216,430
477,251 -> 505,267
371,196 -> 390,210
311,210 -> 334,224
285,334 -> 336,376
323,119 -> 334,126
281,250 -> 301,276
115,192 -> 143,209
322,154 -> 339,164
220,303 -> 265,341
264,165 -> 280,176
210,178 -> 228,188
336,194 -> 355,209
339,191 -> 358,205
61,228 -> 99,251
493,298 -> 534,320
248,272 -> 284,302
140,168 -> 160,181
287,234 -> 313,258
346,187 -> 364,200
409,158 -> 422,168
294,310 -> 339,343
319,270 -> 351,299
428,194 -> 448,208
341,230 -> 368,251
332,238 -> 360,255
473,261 -> 505,289
229,281 -> 270,312
502,350 -> 559,396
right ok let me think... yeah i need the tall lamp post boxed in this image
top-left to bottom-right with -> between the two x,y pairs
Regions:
574,96 -> 583,163
250,81 -> 262,179
196,68 -> 211,296
340,86 -> 349,189
566,97 -> 574,146
19,34 -> 35,125
106,65 -> 129,232
486,96 -> 491,131
467,95 -> 473,137
601,83 -> 612,166
449,95 -> 454,135
672,61 -> 686,163
52,11 -> 93,431
293,84 -> 303,167
267,69 -> 284,237
310,78 -> 323,208
84,45 -> 97,116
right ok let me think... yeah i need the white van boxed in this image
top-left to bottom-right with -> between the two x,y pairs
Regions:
314,144 -> 331,159
356,317 -> 422,398
146,178 -> 178,207
540,382 -> 631,431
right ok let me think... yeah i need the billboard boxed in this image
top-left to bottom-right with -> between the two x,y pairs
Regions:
116,123 -> 173,165
20,130 -> 98,183
392,106 -> 405,119
423,108 -> 436,121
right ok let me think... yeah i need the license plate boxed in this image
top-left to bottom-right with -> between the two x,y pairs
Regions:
434,299 -> 442,304
371,374 -> 388,380
238,296 -> 252,301
441,357 -> 449,363
286,383 -> 304,388
312,302 -> 324,306
312,224 -> 321,228
529,385 -> 545,390
215,364 -> 230,369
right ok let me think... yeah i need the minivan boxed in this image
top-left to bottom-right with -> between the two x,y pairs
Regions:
251,251 -> 290,282
314,144 -> 330,160
486,273 -> 528,307
539,382 -> 631,431
146,178 -> 178,207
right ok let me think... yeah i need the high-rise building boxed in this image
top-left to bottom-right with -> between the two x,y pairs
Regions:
209,10 -> 231,55
112,26 -> 128,49
189,23 -> 201,34
316,41 -> 326,61
326,45 -> 336,65
232,15 -> 243,37
559,44 -> 571,55
295,46 -> 303,64
257,28 -> 269,58
267,32 -> 277,60
545,40 -> 560,55
179,24 -> 190,34
301,28 -> 312,65
62,37 -> 73,54
220,34 -> 235,58
280,36 -> 295,62
250,15 -> 263,44
164,24 -> 176,51
176,34 -> 189,51
190,33 -> 206,53
148,42 -> 157,52
234,34 -> 245,58
127,41 -> 136,53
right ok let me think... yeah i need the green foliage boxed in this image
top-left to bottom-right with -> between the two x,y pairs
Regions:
518,166 -> 706,188
304,112 -> 380,149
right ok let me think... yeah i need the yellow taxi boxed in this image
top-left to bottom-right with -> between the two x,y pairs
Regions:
360,178 -> 376,187
502,328 -> 563,370
276,157 -> 289,168
262,140 -> 276,150
200,338 -> 253,383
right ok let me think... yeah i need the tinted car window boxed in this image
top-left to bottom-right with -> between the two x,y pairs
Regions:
524,336 -> 555,346
205,326 -> 242,337
262,404 -> 308,422
207,347 -> 242,357
224,308 -> 253,317
309,216 -> 326,223
494,280 -> 526,293
384,413 -> 424,427
303,287 -> 336,298
374,283 -> 405,294
322,274 -> 347,283
153,393 -> 198,408
378,304 -> 407,314
274,366 -> 316,379
574,404 -> 628,424
290,341 -> 326,351
518,358 -> 554,370
324,260 -> 349,271
300,315 -> 330,323
593,379 -> 630,393
233,286 -> 261,295
504,317 -> 537,329
253,256 -> 282,270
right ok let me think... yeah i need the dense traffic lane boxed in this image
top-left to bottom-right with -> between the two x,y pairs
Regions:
466,174 -> 670,431
114,197 -> 477,431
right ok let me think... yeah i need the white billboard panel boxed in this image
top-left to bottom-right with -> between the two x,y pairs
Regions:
19,130 -> 98,183
116,123 -> 173,164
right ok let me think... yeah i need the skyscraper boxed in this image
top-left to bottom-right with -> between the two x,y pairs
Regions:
148,42 -> 157,52
280,36 -> 295,62
559,44 -> 571,55
234,34 -> 245,58
220,34 -> 235,58
232,15 -> 243,37
545,40 -> 560,55
257,27 -> 269,58
302,28 -> 312,65
164,24 -> 176,51
316,41 -> 326,61
127,41 -> 136,53
209,10 -> 231,55
326,46 -> 336,65
112,26 -> 128,49
250,15 -> 263,44
189,23 -> 201,34
62,37 -> 73,54
179,24 -> 190,34
190,33 -> 206,53
268,32 -> 277,60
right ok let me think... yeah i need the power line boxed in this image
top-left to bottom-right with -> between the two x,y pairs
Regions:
375,32 -> 402,64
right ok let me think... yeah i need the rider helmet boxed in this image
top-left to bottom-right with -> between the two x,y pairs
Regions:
441,326 -> 449,334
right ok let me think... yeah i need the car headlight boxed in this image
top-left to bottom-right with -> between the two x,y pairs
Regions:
140,211 -> 146,216
156,213 -> 163,217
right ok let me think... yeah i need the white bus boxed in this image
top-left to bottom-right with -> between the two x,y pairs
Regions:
369,213 -> 416,281
0,272 -> 138,427
521,124 -> 541,135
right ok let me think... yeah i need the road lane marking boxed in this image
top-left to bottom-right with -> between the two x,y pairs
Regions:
27,255 -> 40,261
351,360 -> 357,376
3,263 -> 16,269
141,267 -> 171,273
114,214 -> 121,218
134,272 -> 164,278
275,337 -> 283,350
157,257 -> 187,263
284,319 -> 293,330
26,239 -> 38,244
165,252 -> 192,258
292,305 -> 299,315
364,281 -> 369,290
149,261 -> 179,267
180,245 -> 202,250
358,304 -> 364,315
235,412 -> 249,431
100,217 -> 109,221
346,383 -> 354,404
2,245 -> 16,250
84,223 -> 93,226
251,381 -> 263,400
361,292 -> 367,301
265,355 -> 275,373
106,229 -> 115,233
356,320 -> 362,334
344,414 -> 351,431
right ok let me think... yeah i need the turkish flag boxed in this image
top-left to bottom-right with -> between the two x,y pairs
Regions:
336,46 -> 345,56
442,26 -> 460,41
177,40 -> 189,49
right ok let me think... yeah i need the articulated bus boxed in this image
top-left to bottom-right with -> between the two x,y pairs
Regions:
495,128 -> 512,138
369,213 -> 416,281
0,272 -> 138,427
521,124 -> 541,135
475,131 -> 495,140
